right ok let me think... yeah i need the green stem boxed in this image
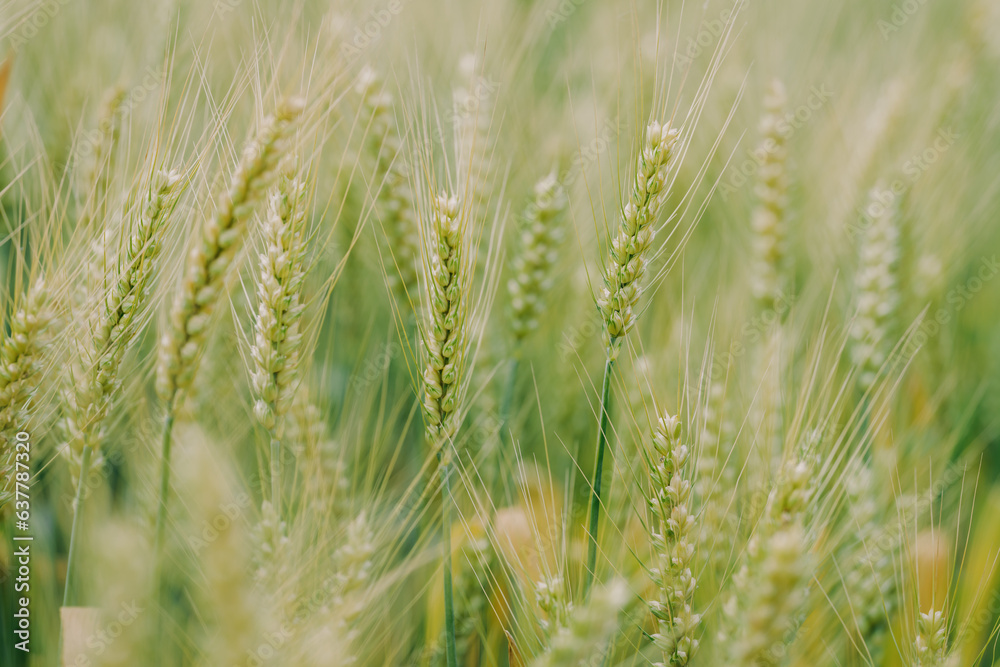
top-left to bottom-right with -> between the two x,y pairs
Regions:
585,352 -> 614,595
441,454 -> 458,667
494,353 -> 520,495
155,405 -> 176,563
499,355 -> 520,444
63,444 -> 93,608
270,437 -> 281,518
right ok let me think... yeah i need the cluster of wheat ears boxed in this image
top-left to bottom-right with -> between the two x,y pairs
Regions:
1,0 -> 1000,665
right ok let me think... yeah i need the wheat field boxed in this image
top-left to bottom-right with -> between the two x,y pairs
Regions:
1,0 -> 999,665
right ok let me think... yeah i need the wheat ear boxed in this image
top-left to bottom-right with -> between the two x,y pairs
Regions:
0,280 -> 52,513
842,464 -> 896,662
586,121 -> 679,593
499,171 -> 567,455
647,413 -> 701,665
62,168 -> 181,608
154,97 -> 303,570
251,171 -> 307,535
419,192 -> 467,667
453,53 -> 495,217
597,121 -> 680,359
532,579 -> 630,667
421,193 -> 466,450
727,450 -> 816,666
509,171 -> 567,344
731,524 -> 810,667
850,187 -> 901,392
64,169 -> 182,466
914,609 -> 948,666
357,67 -> 420,303
750,79 -> 790,312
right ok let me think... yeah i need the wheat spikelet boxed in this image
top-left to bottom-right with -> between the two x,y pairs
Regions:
156,98 -> 304,405
750,79 -> 790,312
329,510 -> 375,649
842,464 -> 896,661
63,169 -> 181,469
695,377 -> 735,578
531,579 -> 630,667
86,85 -> 127,202
914,609 -> 948,666
730,524 -> 810,667
597,121 -> 679,359
509,171 -> 566,343
850,187 -> 901,391
420,193 -> 467,451
534,576 -> 570,632
725,449 -> 816,665
357,67 -> 420,302
0,280 -> 52,511
250,172 -> 308,433
253,499 -> 290,583
647,413 -> 701,665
